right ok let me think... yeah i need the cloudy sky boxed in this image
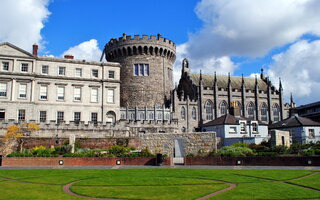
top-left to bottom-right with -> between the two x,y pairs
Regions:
1,0 -> 320,106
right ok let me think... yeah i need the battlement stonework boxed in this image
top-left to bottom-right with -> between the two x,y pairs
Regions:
105,33 -> 176,107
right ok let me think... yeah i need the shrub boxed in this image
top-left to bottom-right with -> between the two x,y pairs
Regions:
108,145 -> 130,156
217,146 -> 255,157
232,142 -> 250,148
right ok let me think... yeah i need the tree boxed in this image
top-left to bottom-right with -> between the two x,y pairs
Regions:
4,122 -> 40,152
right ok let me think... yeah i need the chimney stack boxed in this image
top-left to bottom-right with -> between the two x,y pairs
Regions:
32,44 -> 38,56
64,55 -> 74,59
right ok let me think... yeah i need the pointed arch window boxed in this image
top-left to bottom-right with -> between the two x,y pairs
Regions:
192,107 -> 197,120
205,101 -> 213,120
247,102 -> 255,119
261,103 -> 268,122
181,106 -> 186,120
273,104 -> 280,122
220,101 -> 227,116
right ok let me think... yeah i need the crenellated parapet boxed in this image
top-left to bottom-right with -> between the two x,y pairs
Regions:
105,33 -> 176,63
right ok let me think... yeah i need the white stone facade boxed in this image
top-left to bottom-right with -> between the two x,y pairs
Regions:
0,42 -> 121,124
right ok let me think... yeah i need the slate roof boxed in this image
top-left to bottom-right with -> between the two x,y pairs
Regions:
202,114 -> 267,127
269,116 -> 320,129
189,73 -> 269,91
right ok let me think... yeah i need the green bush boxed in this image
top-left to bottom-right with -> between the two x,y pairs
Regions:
217,146 -> 255,157
232,142 -> 250,148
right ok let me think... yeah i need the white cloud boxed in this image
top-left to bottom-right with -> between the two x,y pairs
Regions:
267,39 -> 320,104
0,0 -> 50,51
61,39 -> 103,61
187,0 -> 320,59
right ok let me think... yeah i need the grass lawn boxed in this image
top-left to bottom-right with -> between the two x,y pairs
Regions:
0,169 -> 319,200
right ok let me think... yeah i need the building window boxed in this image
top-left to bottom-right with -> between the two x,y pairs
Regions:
0,109 -> 5,120
220,101 -> 227,115
273,104 -> 280,122
0,83 -> 7,97
21,63 -> 28,72
2,62 -> 9,71
108,70 -> 115,79
74,112 -> 81,123
92,69 -> 98,78
58,66 -> 66,75
133,64 -> 149,76
149,112 -> 154,120
57,86 -> 65,100
252,122 -> 258,133
240,122 -> 246,133
181,106 -> 186,120
139,112 -> 145,120
74,87 -> 81,101
205,101 -> 213,120
19,84 -> 27,98
91,88 -> 98,102
40,85 -> 48,100
18,109 -> 25,121
75,68 -> 82,77
229,127 -> 237,134
91,112 -> 98,124
192,107 -> 197,120
248,102 -> 255,119
57,111 -> 64,123
107,89 -> 114,103
41,65 -> 49,74
308,129 -> 315,138
261,103 -> 268,122
39,111 -> 47,122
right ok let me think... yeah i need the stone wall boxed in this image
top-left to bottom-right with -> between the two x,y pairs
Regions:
139,132 -> 216,156
270,130 -> 291,147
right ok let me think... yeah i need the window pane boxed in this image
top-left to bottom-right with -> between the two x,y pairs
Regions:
108,70 -> 115,79
145,64 -> 149,76
58,67 -> 65,75
107,89 -> 114,103
18,109 -> 25,121
75,68 -> 82,77
74,112 -> 81,122
134,64 -> 139,76
74,87 -> 81,101
91,112 -> 98,123
40,85 -> 47,99
57,86 -> 65,100
19,84 -> 27,98
2,62 -> 9,71
21,63 -> 28,72
39,111 -> 47,122
139,64 -> 144,76
91,88 -> 98,102
92,69 -> 98,78
42,65 -> 48,74
0,83 -> 7,97
57,111 -> 64,122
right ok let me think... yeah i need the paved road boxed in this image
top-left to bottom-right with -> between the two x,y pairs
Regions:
0,165 -> 319,170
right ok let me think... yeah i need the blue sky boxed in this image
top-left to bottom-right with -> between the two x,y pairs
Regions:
1,0 -> 320,106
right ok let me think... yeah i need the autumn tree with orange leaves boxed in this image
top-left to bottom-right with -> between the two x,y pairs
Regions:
4,123 -> 40,152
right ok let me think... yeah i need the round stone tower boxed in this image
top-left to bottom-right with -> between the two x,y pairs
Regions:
105,33 -> 176,107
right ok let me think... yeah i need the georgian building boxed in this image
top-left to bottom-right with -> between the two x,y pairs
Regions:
0,42 -> 120,124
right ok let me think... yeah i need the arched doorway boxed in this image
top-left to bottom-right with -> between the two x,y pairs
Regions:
106,111 -> 116,124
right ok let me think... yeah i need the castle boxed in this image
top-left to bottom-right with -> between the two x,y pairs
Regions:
0,33 -> 288,136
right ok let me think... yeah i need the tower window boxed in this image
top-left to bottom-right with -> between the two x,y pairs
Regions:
133,64 -> 149,76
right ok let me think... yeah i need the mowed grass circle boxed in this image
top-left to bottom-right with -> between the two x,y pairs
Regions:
71,176 -> 228,200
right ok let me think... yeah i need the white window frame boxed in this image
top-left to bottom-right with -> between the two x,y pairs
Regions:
2,62 -> 9,71
0,82 -> 7,97
39,85 -> 48,100
92,69 -> 98,78
57,86 -> 65,100
75,68 -> 82,77
41,65 -> 49,75
229,126 -> 237,134
19,83 -> 27,98
57,111 -> 64,123
18,109 -> 26,121
108,70 -> 115,79
90,88 -> 98,102
133,64 -> 150,76
58,66 -> 66,76
107,89 -> 114,103
21,63 -> 28,72
74,87 -> 81,101
39,111 -> 47,122
240,121 -> 246,133
252,122 -> 258,133
74,112 -> 81,122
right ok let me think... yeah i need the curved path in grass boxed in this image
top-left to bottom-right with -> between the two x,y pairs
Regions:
0,175 -> 236,200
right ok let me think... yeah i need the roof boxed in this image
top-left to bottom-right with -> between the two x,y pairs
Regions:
189,73 -> 269,91
297,101 -> 320,110
0,42 -> 36,58
269,116 -> 320,129
202,114 -> 267,127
